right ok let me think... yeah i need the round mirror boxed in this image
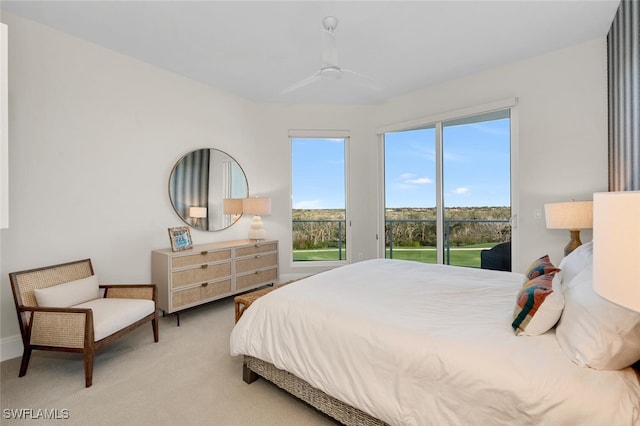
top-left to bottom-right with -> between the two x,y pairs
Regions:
169,148 -> 248,231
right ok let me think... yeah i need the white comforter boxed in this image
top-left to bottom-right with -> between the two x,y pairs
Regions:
230,259 -> 640,425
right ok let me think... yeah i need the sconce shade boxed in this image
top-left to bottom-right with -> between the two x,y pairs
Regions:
242,197 -> 271,216
593,191 -> 640,312
223,198 -> 243,215
544,201 -> 593,230
189,207 -> 207,218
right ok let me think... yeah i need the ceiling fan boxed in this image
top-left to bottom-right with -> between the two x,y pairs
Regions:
281,16 -> 381,94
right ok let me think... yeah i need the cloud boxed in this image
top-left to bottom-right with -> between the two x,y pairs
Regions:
398,173 -> 432,186
293,199 -> 323,209
453,187 -> 470,195
406,177 -> 432,185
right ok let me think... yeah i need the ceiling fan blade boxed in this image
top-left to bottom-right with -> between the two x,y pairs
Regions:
281,71 -> 322,94
342,68 -> 384,91
321,29 -> 339,69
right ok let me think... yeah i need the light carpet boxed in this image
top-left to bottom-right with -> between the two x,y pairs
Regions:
0,298 -> 337,425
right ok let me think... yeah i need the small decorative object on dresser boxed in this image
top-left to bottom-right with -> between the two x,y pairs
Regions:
151,239 -> 278,325
168,226 -> 193,252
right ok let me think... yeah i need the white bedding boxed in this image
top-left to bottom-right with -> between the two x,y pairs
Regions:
230,259 -> 640,425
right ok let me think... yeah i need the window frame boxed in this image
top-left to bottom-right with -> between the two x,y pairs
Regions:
376,98 -> 519,269
289,129 -> 351,269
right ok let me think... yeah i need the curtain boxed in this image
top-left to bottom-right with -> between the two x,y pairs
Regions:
608,0 -> 640,191
170,149 -> 210,228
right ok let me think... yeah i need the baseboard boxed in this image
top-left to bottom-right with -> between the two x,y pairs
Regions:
1,334 -> 22,362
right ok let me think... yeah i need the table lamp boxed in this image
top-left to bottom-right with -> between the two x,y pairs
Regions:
593,191 -> 640,312
242,197 -> 271,240
189,206 -> 207,227
223,198 -> 243,222
544,200 -> 593,256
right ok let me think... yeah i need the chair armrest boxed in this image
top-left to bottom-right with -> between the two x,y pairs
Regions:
21,306 -> 93,348
101,284 -> 157,302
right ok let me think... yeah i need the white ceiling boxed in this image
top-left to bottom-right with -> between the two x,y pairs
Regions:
0,0 -> 620,105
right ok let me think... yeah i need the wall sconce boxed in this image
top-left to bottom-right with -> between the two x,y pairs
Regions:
544,200 -> 593,256
593,191 -> 640,312
242,197 -> 271,240
189,206 -> 207,227
223,198 -> 243,222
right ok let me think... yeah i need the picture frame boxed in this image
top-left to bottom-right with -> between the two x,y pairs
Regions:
168,226 -> 193,252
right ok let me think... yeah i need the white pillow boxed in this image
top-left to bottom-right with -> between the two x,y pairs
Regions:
34,275 -> 100,307
558,241 -> 593,289
555,267 -> 640,370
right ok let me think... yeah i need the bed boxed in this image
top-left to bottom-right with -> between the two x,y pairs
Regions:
230,247 -> 640,425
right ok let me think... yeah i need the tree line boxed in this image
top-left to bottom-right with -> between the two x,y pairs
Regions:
292,207 -> 511,249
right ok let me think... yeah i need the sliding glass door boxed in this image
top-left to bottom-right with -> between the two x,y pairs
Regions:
384,127 -> 437,263
383,109 -> 512,269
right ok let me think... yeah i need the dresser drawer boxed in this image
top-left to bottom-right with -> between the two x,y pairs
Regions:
236,268 -> 278,291
171,279 -> 232,309
171,262 -> 231,289
236,242 -> 277,257
235,253 -> 278,274
171,249 -> 231,269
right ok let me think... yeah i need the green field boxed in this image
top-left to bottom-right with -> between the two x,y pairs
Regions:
293,243 -> 495,267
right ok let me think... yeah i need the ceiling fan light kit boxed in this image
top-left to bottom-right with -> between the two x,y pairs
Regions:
322,16 -> 338,32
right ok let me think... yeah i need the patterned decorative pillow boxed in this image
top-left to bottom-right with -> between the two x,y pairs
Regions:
525,254 -> 561,281
512,273 -> 564,336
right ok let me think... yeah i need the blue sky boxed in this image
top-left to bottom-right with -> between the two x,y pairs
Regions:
292,118 -> 510,209
291,138 -> 346,209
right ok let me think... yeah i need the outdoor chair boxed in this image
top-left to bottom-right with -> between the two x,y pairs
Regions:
480,241 -> 512,272
8,258 -> 158,387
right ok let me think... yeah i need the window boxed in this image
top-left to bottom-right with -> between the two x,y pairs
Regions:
382,106 -> 513,269
291,135 -> 348,263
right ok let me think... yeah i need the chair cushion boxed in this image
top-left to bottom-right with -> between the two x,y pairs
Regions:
73,298 -> 155,341
34,275 -> 100,307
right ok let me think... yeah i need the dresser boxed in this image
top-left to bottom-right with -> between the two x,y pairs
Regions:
151,239 -> 278,324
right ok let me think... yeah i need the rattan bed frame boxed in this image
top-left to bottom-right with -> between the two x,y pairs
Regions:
243,355 -> 640,425
243,355 -> 387,426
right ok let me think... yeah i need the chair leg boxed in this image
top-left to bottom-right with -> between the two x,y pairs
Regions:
18,348 -> 32,377
152,316 -> 159,342
83,348 -> 94,387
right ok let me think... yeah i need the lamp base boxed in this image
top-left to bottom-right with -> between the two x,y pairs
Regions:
564,229 -> 582,256
247,215 -> 266,240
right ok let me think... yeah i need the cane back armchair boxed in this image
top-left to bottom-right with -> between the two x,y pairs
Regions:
9,258 -> 159,387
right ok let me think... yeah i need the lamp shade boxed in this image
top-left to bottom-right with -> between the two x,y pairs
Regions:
189,207 -> 207,218
544,200 -> 593,230
223,198 -> 243,215
593,191 -> 640,312
242,197 -> 271,216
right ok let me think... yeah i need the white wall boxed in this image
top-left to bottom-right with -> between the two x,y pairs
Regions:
0,13 -> 608,359
374,38 -> 608,270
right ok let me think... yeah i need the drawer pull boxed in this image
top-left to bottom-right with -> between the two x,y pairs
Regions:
254,243 -> 260,248
201,264 -> 208,269
255,270 -> 261,274
201,282 -> 209,287
200,251 -> 209,256
254,254 -> 261,259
